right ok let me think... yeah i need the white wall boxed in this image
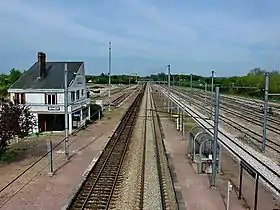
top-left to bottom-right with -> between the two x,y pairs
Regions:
57,93 -> 64,104
26,93 -> 45,104
68,63 -> 87,104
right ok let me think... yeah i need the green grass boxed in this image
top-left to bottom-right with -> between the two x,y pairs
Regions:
0,149 -> 21,163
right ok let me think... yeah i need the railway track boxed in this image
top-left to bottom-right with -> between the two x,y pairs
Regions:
173,86 -> 280,137
170,88 -> 280,156
156,84 -> 280,199
189,89 -> 280,135
149,86 -> 173,209
67,84 -> 145,209
135,85 -> 177,210
150,87 -> 178,210
111,91 -> 129,106
181,87 -> 280,126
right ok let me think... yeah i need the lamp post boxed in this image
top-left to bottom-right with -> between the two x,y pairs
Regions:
211,70 -> 215,119
167,64 -> 171,112
64,63 -> 69,160
108,41 -> 112,111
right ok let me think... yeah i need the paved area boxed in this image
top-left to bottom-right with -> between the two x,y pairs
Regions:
0,93 -> 137,210
221,146 -> 280,210
159,113 -> 247,210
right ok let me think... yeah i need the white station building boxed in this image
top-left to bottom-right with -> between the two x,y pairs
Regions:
8,52 -> 91,134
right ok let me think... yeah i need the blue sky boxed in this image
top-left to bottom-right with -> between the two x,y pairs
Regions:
0,0 -> 280,77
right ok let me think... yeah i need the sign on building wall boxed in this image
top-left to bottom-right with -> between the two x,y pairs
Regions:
48,106 -> 60,111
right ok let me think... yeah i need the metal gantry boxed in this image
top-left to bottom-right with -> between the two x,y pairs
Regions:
261,71 -> 280,151
210,86 -> 220,187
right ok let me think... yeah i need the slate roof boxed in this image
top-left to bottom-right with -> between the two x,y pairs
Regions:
9,62 -> 83,89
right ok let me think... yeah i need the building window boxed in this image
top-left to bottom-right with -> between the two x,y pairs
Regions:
14,93 -> 26,104
81,89 -> 84,96
45,94 -> 57,105
76,90 -> 80,100
71,91 -> 75,101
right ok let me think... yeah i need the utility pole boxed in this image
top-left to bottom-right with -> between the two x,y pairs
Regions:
262,71 -> 280,151
205,83 -> 207,111
211,86 -> 220,187
168,64 -> 171,112
262,72 -> 269,151
211,70 -> 215,119
108,41 -> 112,111
190,74 -> 193,105
64,63 -> 69,160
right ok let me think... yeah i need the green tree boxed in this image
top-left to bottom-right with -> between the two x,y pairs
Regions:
0,100 -> 36,156
8,68 -> 22,84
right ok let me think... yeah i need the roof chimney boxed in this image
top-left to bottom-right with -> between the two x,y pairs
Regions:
37,52 -> 46,79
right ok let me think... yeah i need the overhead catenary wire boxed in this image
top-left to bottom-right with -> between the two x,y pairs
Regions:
172,88 -> 280,153
160,85 -> 280,195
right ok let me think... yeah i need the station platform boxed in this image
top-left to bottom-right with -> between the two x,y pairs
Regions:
0,94 -> 135,210
159,114 -> 247,210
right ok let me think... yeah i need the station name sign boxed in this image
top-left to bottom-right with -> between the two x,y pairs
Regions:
48,106 -> 60,111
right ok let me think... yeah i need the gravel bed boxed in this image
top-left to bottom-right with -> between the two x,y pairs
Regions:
192,95 -> 280,162
151,92 -> 178,210
110,86 -> 178,210
176,88 -> 280,162
143,88 -> 162,210
110,85 -> 167,210
109,92 -> 146,209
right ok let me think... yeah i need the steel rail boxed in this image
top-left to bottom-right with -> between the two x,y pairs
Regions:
68,85 -> 145,209
159,85 -> 280,195
172,89 -> 280,153
150,86 -> 166,209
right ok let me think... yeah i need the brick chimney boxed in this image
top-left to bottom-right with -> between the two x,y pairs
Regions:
37,52 -> 46,79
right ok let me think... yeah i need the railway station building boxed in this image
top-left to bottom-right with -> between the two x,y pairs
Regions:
8,52 -> 91,134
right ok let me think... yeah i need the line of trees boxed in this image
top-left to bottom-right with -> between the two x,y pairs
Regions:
0,68 -> 23,98
86,73 -> 138,85
144,68 -> 280,99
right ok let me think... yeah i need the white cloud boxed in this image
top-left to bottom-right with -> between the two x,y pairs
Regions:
0,0 -> 280,75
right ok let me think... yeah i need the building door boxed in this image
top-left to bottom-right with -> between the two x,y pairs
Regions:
38,115 -> 46,132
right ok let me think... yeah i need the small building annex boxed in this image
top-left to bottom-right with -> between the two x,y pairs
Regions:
8,52 -> 91,134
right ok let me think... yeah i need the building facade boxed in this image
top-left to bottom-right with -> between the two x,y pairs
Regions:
8,52 -> 90,134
